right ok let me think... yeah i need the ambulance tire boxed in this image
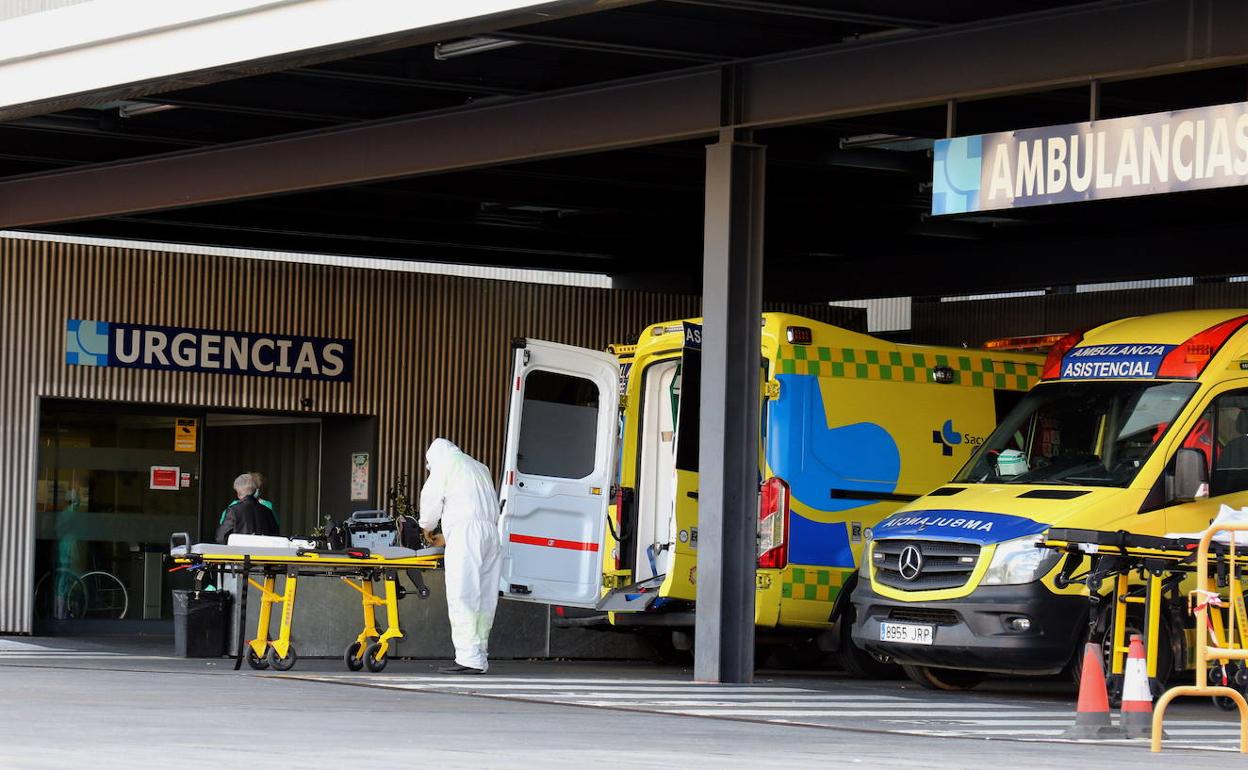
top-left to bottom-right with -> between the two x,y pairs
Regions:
767,638 -> 827,671
901,664 -> 986,691
1077,605 -> 1174,707
836,606 -> 900,679
639,630 -> 693,666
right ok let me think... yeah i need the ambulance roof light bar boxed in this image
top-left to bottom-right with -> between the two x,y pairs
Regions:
1156,314 -> 1248,379
1040,331 -> 1084,380
983,333 -> 1070,352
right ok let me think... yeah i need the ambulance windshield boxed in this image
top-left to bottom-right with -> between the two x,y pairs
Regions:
955,380 -> 1199,487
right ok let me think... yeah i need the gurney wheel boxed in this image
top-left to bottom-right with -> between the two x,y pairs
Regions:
363,642 -> 387,673
267,645 -> 298,672
245,647 -> 269,670
345,642 -> 364,672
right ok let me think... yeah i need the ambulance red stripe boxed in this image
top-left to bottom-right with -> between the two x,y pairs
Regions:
509,533 -> 599,552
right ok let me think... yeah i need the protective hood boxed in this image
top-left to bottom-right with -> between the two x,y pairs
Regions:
426,438 -> 461,470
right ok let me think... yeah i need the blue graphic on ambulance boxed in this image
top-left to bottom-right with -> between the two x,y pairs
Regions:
873,509 -> 1047,546
766,374 -> 901,569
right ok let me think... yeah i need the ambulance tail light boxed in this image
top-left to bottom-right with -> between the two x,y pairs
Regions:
612,486 -> 630,571
1040,331 -> 1084,380
1157,315 -> 1248,379
757,477 -> 790,569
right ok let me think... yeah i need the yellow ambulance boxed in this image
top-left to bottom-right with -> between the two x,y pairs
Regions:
853,309 -> 1248,689
497,313 -> 1044,669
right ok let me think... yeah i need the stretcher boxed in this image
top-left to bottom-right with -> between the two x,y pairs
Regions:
1039,525 -> 1248,752
169,533 -> 443,673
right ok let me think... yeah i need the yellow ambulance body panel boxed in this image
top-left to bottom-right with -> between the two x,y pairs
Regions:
853,309 -> 1248,681
604,313 -> 1044,641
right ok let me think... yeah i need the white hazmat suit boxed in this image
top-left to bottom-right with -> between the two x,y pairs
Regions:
418,438 -> 502,672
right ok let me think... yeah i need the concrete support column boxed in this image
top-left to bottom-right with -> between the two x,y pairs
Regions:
694,127 -> 765,684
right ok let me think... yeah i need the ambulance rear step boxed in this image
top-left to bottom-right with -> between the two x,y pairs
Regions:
595,574 -> 666,613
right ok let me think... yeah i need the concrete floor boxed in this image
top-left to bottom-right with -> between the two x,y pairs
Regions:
0,636 -> 1243,769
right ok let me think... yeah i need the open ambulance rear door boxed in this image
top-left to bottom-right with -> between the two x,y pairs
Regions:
498,339 -> 620,608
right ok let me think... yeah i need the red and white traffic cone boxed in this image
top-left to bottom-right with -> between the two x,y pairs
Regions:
1120,633 -> 1166,740
1062,642 -> 1126,739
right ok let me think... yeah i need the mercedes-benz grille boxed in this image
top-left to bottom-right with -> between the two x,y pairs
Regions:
872,539 -> 981,591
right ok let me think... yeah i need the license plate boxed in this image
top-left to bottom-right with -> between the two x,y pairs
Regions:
880,622 -> 934,645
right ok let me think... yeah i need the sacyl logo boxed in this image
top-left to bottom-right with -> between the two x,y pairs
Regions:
932,419 -> 962,456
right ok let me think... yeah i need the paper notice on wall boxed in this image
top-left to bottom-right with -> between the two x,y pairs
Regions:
350,452 -> 370,501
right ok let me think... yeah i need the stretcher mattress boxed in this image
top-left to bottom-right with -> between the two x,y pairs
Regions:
171,543 -> 444,559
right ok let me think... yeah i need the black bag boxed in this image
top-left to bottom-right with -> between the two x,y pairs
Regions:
327,520 -> 347,550
397,515 -> 423,549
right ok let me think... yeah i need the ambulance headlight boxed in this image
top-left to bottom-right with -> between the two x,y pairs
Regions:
980,535 -> 1060,586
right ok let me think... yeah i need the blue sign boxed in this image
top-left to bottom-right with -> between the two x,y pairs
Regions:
1059,343 -> 1174,380
873,509 -> 1047,545
933,100 -> 1248,215
682,321 -> 702,350
65,319 -> 353,382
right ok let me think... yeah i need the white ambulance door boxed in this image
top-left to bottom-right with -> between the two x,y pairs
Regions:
498,338 -> 620,607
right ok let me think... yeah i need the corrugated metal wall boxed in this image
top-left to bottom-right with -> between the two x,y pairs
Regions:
912,284 -> 1248,348
0,237 -> 860,633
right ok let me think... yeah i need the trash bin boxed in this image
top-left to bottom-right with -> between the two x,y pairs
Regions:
172,590 -> 232,657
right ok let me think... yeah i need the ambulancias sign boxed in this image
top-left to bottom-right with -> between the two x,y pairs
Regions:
932,100 -> 1248,215
65,319 -> 353,382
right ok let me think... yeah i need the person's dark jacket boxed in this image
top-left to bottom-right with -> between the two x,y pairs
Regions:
215,495 -> 279,542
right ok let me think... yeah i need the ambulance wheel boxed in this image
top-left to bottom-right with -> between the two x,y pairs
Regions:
344,642 -> 364,672
363,642 -> 388,673
837,609 -> 900,679
1079,606 -> 1174,706
245,646 -> 269,670
901,664 -> 986,691
267,645 -> 298,672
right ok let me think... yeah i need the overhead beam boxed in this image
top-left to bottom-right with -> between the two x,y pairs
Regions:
4,0 -> 1248,227
667,0 -> 940,29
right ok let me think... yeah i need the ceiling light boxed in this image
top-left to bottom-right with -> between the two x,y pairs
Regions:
434,36 -> 522,61
118,101 -> 179,118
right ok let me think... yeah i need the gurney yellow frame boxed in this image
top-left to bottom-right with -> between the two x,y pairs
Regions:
1041,534 -> 1192,691
1152,523 -> 1248,754
170,546 -> 441,673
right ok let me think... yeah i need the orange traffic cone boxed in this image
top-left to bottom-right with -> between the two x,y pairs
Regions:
1120,634 -> 1166,740
1062,642 -> 1126,739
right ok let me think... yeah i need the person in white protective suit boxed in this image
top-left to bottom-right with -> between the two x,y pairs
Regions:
418,438 -> 502,674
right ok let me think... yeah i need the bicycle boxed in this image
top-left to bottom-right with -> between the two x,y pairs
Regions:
33,568 -> 129,620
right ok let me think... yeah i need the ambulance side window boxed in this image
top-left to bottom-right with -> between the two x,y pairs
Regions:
1209,391 -> 1248,496
517,370 -> 600,479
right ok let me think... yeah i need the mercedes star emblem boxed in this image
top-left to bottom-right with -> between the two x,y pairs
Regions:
898,545 -> 923,581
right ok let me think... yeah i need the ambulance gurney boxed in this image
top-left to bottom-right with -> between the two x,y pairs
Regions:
169,532 -> 443,673
1040,523 -> 1248,752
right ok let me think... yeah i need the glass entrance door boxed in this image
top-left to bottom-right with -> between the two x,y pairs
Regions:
35,402 -> 201,631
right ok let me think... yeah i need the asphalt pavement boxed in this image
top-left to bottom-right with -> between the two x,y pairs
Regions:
0,636 -> 1243,768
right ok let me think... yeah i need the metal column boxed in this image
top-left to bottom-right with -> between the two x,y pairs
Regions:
695,127 -> 765,683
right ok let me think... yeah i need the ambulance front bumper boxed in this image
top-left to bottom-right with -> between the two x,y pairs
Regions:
850,579 -> 1087,676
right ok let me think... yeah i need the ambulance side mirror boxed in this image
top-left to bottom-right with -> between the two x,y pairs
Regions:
1173,448 -> 1209,502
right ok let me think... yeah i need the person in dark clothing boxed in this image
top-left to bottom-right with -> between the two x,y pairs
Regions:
215,473 -> 279,542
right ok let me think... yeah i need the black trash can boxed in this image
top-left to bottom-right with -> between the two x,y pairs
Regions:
172,590 -> 233,657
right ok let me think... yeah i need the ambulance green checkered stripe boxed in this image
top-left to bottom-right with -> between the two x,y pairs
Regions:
781,567 -> 845,602
776,346 -> 1040,390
